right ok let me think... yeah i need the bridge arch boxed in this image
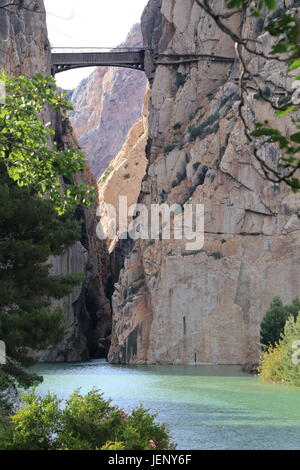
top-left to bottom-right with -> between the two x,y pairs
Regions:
51,47 -> 145,74
51,47 -> 237,76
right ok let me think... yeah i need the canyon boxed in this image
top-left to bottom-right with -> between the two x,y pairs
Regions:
2,0 -> 300,366
107,0 -> 300,365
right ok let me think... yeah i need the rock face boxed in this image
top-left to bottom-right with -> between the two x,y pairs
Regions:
0,0 -> 51,75
109,0 -> 300,365
0,0 -> 111,362
70,24 -> 148,178
97,87 -> 149,253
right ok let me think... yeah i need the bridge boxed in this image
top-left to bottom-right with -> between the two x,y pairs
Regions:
51,47 -> 236,75
51,47 -> 145,74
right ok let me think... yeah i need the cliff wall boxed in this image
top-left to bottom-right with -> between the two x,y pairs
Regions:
0,0 -> 111,361
109,0 -> 300,365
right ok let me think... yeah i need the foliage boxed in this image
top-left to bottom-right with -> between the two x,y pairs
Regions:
189,113 -> 220,141
100,165 -> 113,183
195,0 -> 300,191
258,344 -> 284,384
208,251 -> 223,259
259,313 -> 300,386
164,143 -> 177,154
280,314 -> 300,386
100,441 -> 126,450
175,72 -> 187,88
0,389 -> 176,451
260,297 -> 300,346
0,72 -> 95,214
0,164 -> 83,393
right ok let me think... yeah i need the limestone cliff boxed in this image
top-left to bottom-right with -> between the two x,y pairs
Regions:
109,0 -> 300,365
70,24 -> 147,178
0,0 -> 111,361
98,87 -> 149,253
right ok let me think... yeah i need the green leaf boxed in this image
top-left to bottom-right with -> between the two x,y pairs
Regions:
265,0 -> 276,10
290,132 -> 300,144
288,60 -> 300,72
275,106 -> 297,117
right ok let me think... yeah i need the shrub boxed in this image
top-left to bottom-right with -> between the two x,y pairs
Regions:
259,313 -> 300,387
278,95 -> 291,107
173,123 -> 181,130
101,165 -> 113,182
0,389 -> 175,450
123,174 -> 130,179
262,87 -> 271,98
175,72 -> 187,88
280,315 -> 300,386
208,251 -> 223,260
189,106 -> 204,121
258,344 -> 284,384
189,113 -> 220,141
164,144 -> 176,154
255,17 -> 265,36
260,297 -> 300,347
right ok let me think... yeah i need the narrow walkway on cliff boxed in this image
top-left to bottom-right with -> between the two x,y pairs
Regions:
51,47 -> 236,74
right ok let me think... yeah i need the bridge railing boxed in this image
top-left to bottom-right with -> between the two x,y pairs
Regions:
51,47 -> 145,54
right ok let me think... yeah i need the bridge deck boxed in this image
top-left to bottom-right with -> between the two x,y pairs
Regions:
51,48 -> 237,74
51,49 -> 145,73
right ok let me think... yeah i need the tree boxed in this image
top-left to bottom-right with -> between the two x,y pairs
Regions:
0,163 -> 83,398
195,1 -> 300,191
281,313 -> 300,386
259,312 -> 300,386
260,296 -> 300,346
0,72 -> 95,214
0,72 -> 96,400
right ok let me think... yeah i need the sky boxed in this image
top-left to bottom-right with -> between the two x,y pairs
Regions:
44,0 -> 148,89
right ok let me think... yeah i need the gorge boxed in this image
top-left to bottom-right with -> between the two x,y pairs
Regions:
1,0 -> 300,452
3,0 -> 299,366
70,0 -> 300,366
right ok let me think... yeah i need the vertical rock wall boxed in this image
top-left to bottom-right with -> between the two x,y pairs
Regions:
109,0 -> 300,365
0,0 -> 111,362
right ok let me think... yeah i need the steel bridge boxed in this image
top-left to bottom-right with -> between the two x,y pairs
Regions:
51,47 -> 236,75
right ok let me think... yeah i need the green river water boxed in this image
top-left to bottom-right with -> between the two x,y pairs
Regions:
31,360 -> 300,450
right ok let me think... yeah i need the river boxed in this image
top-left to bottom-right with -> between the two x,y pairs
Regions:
31,360 -> 300,450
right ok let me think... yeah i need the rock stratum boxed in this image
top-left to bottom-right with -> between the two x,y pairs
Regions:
108,0 -> 300,365
0,0 -> 111,362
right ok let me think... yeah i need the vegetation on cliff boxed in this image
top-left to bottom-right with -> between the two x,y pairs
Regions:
0,73 -> 95,406
0,72 -> 95,214
197,0 -> 300,191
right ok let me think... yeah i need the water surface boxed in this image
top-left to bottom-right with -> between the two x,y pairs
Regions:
31,361 -> 300,450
